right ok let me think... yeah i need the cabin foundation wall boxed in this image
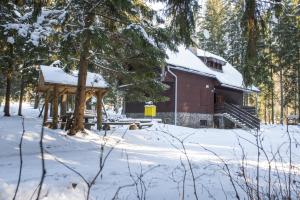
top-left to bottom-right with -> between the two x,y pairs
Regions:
126,112 -> 213,128
177,112 -> 213,128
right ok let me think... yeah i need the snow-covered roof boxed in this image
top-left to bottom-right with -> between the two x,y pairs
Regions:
166,45 -> 259,92
196,49 -> 226,62
247,85 -> 260,93
40,65 -> 108,88
166,46 -> 214,78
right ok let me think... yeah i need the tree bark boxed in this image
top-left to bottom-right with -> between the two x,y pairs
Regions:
96,91 -> 103,130
50,98 -> 53,117
280,68 -> 284,124
18,76 -> 25,116
4,72 -> 12,116
271,67 -> 274,124
244,0 -> 258,86
298,53 -> 300,123
264,96 -> 267,124
51,85 -> 59,129
268,98 -> 271,124
60,94 -> 67,116
43,91 -> 50,125
69,11 -> 95,135
34,91 -> 40,109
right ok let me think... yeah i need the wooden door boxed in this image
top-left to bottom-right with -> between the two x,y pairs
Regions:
215,94 -> 224,105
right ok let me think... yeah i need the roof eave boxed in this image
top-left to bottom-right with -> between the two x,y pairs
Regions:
220,83 -> 260,93
167,64 -> 216,78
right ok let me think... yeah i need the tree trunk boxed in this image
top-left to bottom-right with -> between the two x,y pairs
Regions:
43,91 -> 50,125
34,91 -> 40,109
60,94 -> 67,116
51,85 -> 59,129
69,11 -> 95,135
18,76 -> 25,116
96,91 -> 103,130
268,98 -> 271,124
294,92 -> 297,116
298,55 -> 300,123
4,72 -> 12,116
280,68 -> 284,125
49,100 -> 52,117
271,67 -> 274,124
244,0 -> 258,85
264,96 -> 267,124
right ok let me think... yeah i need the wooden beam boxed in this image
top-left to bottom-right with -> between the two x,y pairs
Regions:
96,91 -> 103,130
85,91 -> 94,102
43,91 -> 50,125
51,85 -> 59,129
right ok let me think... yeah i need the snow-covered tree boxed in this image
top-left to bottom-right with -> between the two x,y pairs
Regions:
0,1 -> 65,116
49,0 -> 199,135
197,0 -> 228,57
272,0 -> 300,123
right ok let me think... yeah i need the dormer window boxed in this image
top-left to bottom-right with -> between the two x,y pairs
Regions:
198,56 -> 226,72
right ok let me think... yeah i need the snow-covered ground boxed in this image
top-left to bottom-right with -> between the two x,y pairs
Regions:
0,103 -> 299,200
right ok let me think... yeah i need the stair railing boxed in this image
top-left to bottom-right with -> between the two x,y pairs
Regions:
224,103 -> 260,130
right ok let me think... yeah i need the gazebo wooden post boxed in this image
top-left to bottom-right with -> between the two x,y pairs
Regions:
96,90 -> 103,130
85,91 -> 93,110
43,90 -> 50,125
52,85 -> 59,129
61,93 -> 67,116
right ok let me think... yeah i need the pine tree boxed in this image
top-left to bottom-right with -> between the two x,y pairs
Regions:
197,0 -> 228,57
51,0 -> 200,135
272,0 -> 299,124
0,1 -> 64,116
224,1 -> 248,76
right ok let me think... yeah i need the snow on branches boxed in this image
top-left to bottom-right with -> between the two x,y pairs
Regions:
1,5 -> 66,47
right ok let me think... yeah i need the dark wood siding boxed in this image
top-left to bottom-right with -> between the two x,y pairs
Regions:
126,81 -> 175,113
125,102 -> 144,113
174,69 -> 214,113
125,68 -> 243,115
156,81 -> 175,112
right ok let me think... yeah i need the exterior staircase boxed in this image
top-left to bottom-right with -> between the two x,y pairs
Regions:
215,103 -> 260,130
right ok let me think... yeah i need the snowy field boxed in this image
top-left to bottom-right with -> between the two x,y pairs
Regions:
0,103 -> 299,200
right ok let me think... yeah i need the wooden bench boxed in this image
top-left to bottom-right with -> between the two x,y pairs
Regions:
84,122 -> 96,130
102,121 -> 155,130
138,123 -> 153,129
287,115 -> 299,125
60,113 -> 97,131
102,121 -> 141,130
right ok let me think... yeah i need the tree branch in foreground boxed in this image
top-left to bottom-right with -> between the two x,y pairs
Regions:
12,117 -> 26,200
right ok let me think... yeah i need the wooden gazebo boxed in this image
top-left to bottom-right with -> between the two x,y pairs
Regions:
37,65 -> 108,130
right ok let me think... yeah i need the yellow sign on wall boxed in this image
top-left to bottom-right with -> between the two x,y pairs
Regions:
144,105 -> 156,117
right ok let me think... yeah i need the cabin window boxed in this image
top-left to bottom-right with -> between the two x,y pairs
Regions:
198,56 -> 224,72
200,120 -> 208,127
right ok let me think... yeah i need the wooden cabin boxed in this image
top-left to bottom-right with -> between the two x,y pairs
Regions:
37,63 -> 108,130
126,46 -> 260,129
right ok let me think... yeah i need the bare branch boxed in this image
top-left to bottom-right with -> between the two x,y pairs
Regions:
12,117 -> 26,200
35,126 -> 47,200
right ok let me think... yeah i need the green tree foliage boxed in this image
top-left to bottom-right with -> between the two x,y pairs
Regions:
0,1 -> 62,115
272,0 -> 300,114
198,0 -> 228,57
53,0 -> 199,104
196,0 -> 299,123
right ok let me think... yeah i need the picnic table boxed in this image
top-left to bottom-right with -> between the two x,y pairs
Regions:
61,112 -> 97,130
59,113 -> 161,131
102,118 -> 160,130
